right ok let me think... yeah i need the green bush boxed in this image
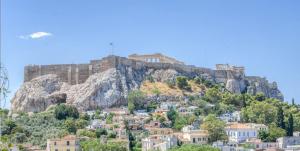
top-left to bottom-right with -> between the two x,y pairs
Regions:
170,144 -> 220,151
80,139 -> 127,151
96,128 -> 107,138
175,76 -> 192,90
77,129 -> 96,138
54,104 -> 79,120
166,79 -> 176,88
64,118 -> 77,134
127,90 -> 145,113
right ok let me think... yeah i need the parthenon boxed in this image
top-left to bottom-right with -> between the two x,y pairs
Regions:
128,53 -> 185,65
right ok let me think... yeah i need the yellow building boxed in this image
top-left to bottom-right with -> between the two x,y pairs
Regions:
46,135 -> 80,151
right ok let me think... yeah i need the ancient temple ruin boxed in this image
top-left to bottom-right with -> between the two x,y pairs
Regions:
128,53 -> 184,65
216,64 -> 245,73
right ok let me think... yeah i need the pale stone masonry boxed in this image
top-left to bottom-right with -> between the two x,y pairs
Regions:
23,53 -> 284,100
128,53 -> 185,65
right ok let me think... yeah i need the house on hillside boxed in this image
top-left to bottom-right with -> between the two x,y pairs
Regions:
225,123 -> 267,143
46,135 -> 80,151
142,135 -> 177,151
277,136 -> 300,150
219,111 -> 241,123
175,125 -> 209,145
245,138 -> 279,150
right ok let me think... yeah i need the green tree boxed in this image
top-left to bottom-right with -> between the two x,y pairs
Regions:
127,90 -> 145,113
292,98 -> 295,106
176,76 -> 189,90
76,129 -> 96,138
287,113 -> 294,136
54,104 -> 79,120
254,93 -> 266,101
80,113 -> 90,121
14,132 -> 27,143
241,101 -> 277,124
95,128 -> 107,138
166,79 -> 176,88
169,144 -> 220,151
201,114 -> 227,143
3,119 -> 17,135
276,106 -> 285,129
64,118 -> 77,134
75,119 -> 89,129
173,116 -> 188,130
80,139 -> 127,151
167,107 -> 178,126
258,124 -> 286,142
204,87 -> 222,103
106,113 -> 114,124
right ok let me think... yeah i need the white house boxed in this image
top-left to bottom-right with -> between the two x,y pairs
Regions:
86,119 -> 104,130
160,102 -> 179,110
142,135 -> 177,151
219,111 -> 241,123
225,123 -> 267,143
277,136 -> 300,149
246,138 -> 278,150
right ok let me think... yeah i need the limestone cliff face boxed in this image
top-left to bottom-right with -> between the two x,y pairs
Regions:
11,68 -> 145,112
11,55 -> 284,113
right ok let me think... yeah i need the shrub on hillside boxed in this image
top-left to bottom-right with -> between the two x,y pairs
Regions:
54,104 -> 79,120
176,76 -> 191,90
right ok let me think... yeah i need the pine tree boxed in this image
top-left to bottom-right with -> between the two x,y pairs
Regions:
276,106 -> 285,129
292,98 -> 295,106
287,113 -> 294,136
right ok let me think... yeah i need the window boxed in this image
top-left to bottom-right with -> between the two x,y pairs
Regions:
54,142 -> 57,145
193,138 -> 196,143
67,141 -> 70,146
198,138 -> 201,141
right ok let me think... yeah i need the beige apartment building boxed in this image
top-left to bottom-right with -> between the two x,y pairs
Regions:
46,135 -> 80,151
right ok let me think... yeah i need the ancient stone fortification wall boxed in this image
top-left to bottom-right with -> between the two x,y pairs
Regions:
24,64 -> 91,85
24,55 -> 244,85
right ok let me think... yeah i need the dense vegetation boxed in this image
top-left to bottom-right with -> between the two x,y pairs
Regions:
128,90 -> 146,113
0,104 -> 89,149
1,75 -> 299,150
80,139 -> 127,151
170,144 -> 220,151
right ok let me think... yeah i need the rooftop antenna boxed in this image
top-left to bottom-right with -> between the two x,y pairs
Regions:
109,42 -> 114,56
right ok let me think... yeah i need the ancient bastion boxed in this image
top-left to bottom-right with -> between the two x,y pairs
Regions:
25,53 -> 244,85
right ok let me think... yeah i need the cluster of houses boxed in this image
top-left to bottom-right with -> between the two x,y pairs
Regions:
8,102 -> 300,151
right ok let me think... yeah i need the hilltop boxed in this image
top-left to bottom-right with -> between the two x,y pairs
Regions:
11,53 -> 283,113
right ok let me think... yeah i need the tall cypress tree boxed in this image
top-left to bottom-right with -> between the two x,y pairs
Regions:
292,98 -> 295,106
287,113 -> 294,136
276,106 -> 285,129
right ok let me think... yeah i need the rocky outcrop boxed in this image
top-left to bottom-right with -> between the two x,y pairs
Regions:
245,77 -> 284,100
11,55 -> 284,113
11,75 -> 65,112
11,68 -> 144,112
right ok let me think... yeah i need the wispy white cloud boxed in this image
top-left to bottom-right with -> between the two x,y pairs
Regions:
18,32 -> 53,39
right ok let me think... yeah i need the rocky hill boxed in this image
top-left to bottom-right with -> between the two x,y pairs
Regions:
11,55 -> 284,113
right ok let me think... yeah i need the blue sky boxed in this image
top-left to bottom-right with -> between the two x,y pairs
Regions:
1,0 -> 300,108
